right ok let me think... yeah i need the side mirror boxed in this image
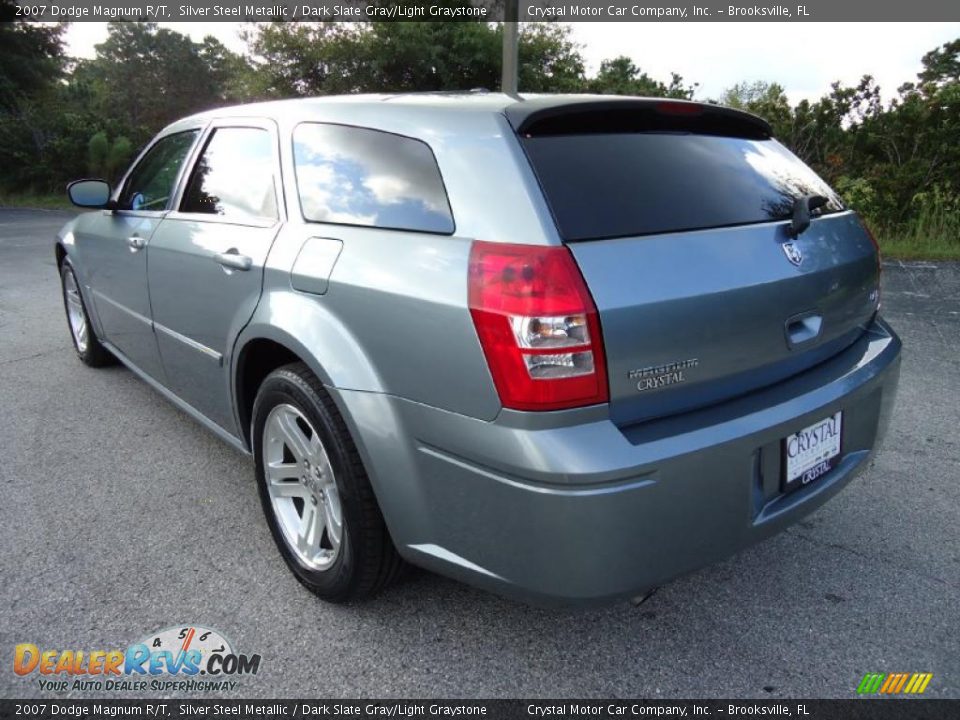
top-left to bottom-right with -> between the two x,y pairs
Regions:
67,179 -> 115,209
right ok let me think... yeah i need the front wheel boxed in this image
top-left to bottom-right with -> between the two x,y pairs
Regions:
252,362 -> 403,601
60,260 -> 113,367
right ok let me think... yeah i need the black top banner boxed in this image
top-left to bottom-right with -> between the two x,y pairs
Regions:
9,0 -> 960,22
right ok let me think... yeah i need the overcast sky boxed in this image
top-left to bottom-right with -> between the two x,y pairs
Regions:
65,22 -> 960,103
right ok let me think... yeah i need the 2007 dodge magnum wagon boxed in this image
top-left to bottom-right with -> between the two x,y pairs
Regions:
57,94 -> 901,606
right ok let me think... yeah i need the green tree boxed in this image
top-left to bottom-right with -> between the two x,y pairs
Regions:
0,0 -> 66,112
198,35 -> 257,103
359,21 -> 501,92
243,18 -> 586,96
1,21 -> 251,192
87,131 -> 109,177
0,0 -> 69,191
242,22 -> 373,97
918,38 -> 960,86
516,23 -> 585,93
720,80 -> 792,135
87,131 -> 133,182
108,136 -> 133,180
82,23 -> 252,145
587,56 -> 695,98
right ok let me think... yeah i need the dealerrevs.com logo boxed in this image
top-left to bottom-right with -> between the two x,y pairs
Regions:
14,625 -> 262,693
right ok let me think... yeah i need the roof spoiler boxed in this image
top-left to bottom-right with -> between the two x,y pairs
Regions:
505,97 -> 772,140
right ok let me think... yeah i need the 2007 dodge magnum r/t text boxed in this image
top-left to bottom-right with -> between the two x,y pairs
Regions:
56,94 -> 901,606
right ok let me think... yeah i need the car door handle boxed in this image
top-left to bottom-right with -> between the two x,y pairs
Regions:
127,236 -> 146,251
214,250 -> 252,272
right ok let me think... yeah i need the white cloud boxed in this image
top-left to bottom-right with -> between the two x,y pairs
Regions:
295,164 -> 377,225
363,175 -> 412,206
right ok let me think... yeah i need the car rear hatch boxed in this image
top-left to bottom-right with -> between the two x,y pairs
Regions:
508,98 -> 881,425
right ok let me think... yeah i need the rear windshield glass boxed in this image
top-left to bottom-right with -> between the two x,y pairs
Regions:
522,134 -> 843,241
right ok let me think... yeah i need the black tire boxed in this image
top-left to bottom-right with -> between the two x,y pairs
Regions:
252,362 -> 403,601
60,260 -> 114,368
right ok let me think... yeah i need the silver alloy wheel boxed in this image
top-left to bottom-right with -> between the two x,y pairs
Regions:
263,403 -> 344,570
63,268 -> 88,353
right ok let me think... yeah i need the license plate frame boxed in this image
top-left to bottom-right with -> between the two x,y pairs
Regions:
781,411 -> 843,493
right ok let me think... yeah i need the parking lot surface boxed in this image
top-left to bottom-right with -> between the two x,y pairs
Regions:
1,208 -> 958,699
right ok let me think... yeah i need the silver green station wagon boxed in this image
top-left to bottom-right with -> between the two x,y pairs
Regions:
56,94 -> 901,606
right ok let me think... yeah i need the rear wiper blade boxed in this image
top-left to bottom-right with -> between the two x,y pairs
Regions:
786,194 -> 828,238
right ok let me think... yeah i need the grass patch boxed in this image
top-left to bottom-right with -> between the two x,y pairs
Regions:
0,193 -> 75,211
874,201 -> 960,260
877,233 -> 960,261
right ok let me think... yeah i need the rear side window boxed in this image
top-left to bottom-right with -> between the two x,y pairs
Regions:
180,127 -> 278,221
293,123 -> 454,234
522,134 -> 843,241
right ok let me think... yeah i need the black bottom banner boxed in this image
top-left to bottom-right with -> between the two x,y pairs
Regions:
1,700 -> 956,720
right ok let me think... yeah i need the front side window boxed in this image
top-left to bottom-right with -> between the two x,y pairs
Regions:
180,127 -> 278,221
119,131 -> 199,212
293,123 -> 454,234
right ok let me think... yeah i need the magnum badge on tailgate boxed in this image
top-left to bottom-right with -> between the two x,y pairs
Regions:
629,358 -> 699,392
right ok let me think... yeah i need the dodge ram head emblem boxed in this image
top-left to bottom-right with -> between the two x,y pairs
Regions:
782,241 -> 803,267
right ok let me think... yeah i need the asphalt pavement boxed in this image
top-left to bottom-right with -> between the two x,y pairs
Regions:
1,208 -> 958,699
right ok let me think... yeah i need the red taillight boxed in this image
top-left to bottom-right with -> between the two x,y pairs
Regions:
468,241 -> 608,411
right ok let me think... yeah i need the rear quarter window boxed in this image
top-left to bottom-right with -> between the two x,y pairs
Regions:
293,123 -> 454,234
522,133 -> 843,241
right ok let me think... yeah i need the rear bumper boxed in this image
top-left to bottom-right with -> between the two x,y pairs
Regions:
336,316 -> 901,606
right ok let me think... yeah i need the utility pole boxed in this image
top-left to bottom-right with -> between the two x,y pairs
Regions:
502,0 -> 519,96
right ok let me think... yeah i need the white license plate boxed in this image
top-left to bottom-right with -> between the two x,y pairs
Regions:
783,411 -> 842,490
